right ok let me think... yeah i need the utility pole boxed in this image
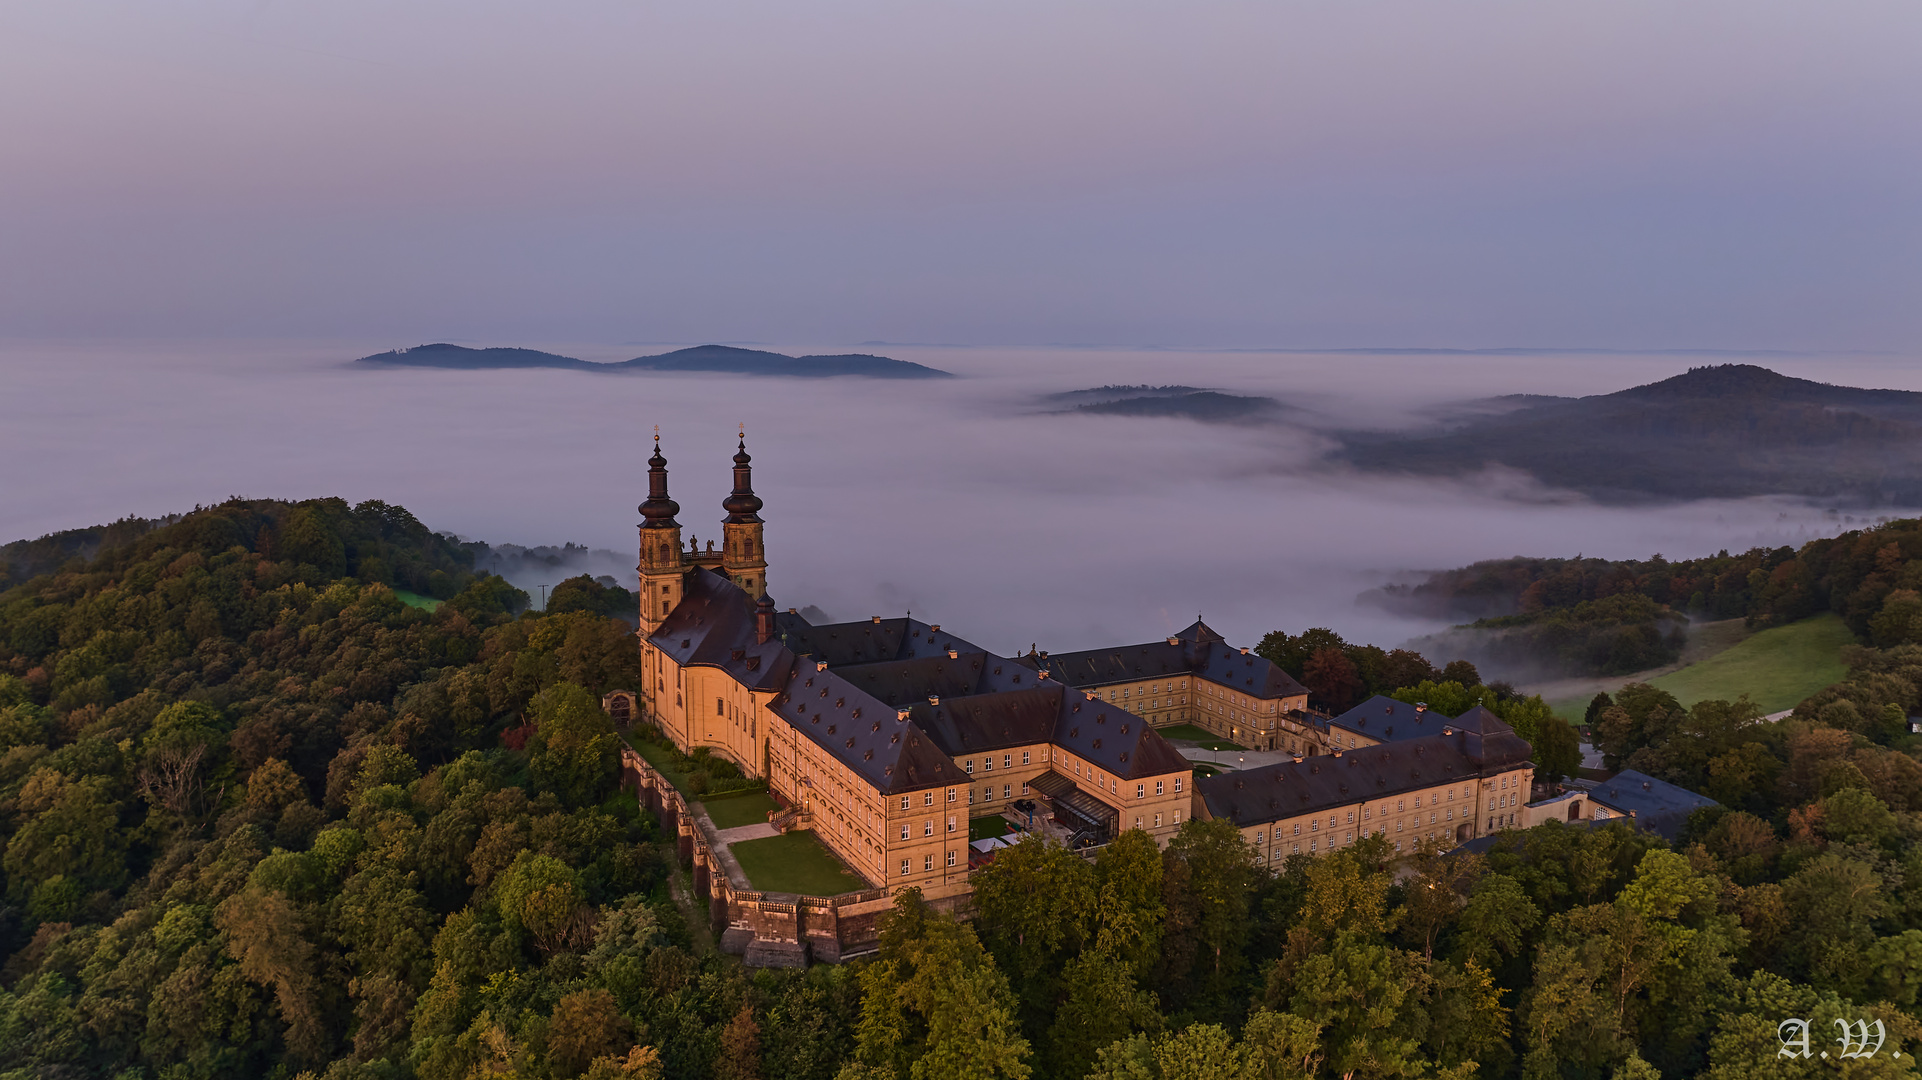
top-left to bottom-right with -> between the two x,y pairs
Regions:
537,584 -> 551,609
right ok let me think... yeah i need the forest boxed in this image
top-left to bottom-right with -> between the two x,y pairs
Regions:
1369,514 -> 1922,679
5,499 -> 1922,1078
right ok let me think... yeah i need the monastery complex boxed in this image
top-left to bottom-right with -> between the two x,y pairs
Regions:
630,437 -> 1538,901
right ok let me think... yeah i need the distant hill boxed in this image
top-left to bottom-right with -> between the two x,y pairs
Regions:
1338,364 -> 1922,503
1045,385 -> 1290,424
1043,384 -> 1213,405
1076,391 -> 1284,423
356,342 -> 953,378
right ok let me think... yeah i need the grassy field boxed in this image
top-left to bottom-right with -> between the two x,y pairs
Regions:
703,791 -> 778,829
1155,724 -> 1246,750
1647,613 -> 1854,714
625,735 -> 696,794
392,589 -> 443,611
729,831 -> 869,896
970,814 -> 1016,841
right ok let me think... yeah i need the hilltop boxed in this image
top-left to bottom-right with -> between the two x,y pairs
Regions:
1045,384 -> 1290,424
1338,364 -> 1922,502
356,342 -> 954,378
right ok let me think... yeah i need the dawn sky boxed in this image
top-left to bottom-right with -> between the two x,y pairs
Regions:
2,1 -> 1917,349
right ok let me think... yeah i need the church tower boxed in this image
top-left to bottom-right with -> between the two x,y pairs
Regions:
720,429 -> 768,599
637,432 -> 685,635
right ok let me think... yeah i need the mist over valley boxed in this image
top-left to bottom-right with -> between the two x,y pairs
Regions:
4,339 -> 1907,672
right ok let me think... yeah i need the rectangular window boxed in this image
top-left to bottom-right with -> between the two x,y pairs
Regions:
1397,799 -> 1405,812
966,760 -> 974,774
946,850 -> 956,867
923,821 -> 933,836
1155,781 -> 1164,796
900,859 -> 910,876
1174,810 -> 1181,824
900,796 -> 909,810
1347,811 -> 1354,824
947,816 -> 955,832
1003,784 -> 1011,799
923,791 -> 933,806
1003,755 -> 1012,769
717,698 -> 724,715
984,758 -> 993,772
900,825 -> 909,840
1293,823 -> 1301,836
1022,751 -> 1030,765
1174,777 -> 1183,793
924,855 -> 933,872
1293,843 -> 1301,854
1136,783 -> 1145,799
1021,783 -> 1029,795
1155,813 -> 1162,828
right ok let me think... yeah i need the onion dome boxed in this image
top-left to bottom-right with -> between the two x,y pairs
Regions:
722,434 -> 764,523
639,433 -> 681,529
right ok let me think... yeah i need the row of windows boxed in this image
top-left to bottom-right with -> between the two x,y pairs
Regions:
900,851 -> 960,875
964,750 -> 1036,773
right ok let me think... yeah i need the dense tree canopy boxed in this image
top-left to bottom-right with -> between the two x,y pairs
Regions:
8,499 -> 1922,1079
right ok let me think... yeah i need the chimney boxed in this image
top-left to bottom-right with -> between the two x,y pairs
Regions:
871,615 -> 881,623
1167,636 -> 1180,645
1240,646 -> 1250,655
897,708 -> 911,721
928,695 -> 940,706
1443,726 -> 1454,736
755,596 -> 776,644
947,648 -> 958,659
816,661 -> 828,672
1415,702 -> 1428,714
930,624 -> 940,631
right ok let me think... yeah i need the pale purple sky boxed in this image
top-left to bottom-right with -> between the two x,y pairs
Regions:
1,1 -> 1917,348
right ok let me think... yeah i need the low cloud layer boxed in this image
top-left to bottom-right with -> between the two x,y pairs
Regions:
4,340 -> 1913,655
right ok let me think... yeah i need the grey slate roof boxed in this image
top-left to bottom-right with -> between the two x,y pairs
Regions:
670,590 -> 1186,791
769,661 -> 968,794
903,683 -> 1192,781
832,651 -> 1038,707
1574,769 -> 1720,841
773,613 -> 984,666
1328,695 -> 1454,743
1197,720 -> 1535,827
648,568 -> 793,692
1034,620 -> 1309,700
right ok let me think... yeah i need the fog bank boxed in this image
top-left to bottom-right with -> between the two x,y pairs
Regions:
4,340 -> 1915,654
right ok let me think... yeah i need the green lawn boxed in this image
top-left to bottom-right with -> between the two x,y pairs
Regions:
729,831 -> 869,896
393,589 -> 443,611
970,814 -> 1016,842
1647,613 -> 1855,714
625,735 -> 697,794
703,791 -> 779,830
1155,724 -> 1246,751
